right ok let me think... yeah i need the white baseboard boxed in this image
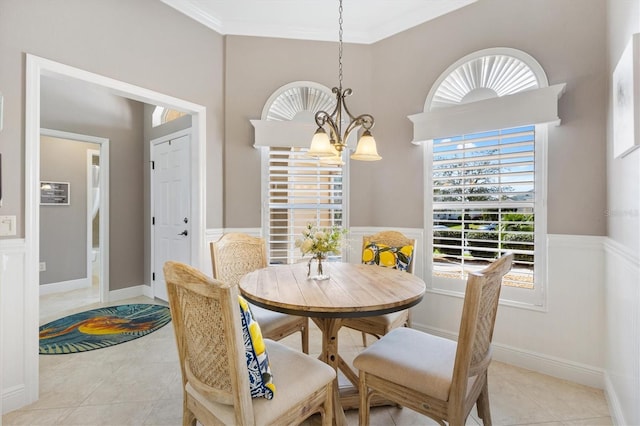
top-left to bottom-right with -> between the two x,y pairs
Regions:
2,384 -> 26,415
108,285 -> 150,302
413,323 -> 604,389
604,371 -> 626,426
39,278 -> 90,296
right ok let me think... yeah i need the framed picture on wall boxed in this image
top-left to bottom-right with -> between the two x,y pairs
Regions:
613,33 -> 640,159
40,181 -> 70,205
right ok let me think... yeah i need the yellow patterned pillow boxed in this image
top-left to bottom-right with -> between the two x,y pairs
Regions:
362,243 -> 414,272
238,295 -> 275,399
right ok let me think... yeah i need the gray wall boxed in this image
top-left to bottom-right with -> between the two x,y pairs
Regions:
0,0 -> 225,238
223,0 -> 607,234
370,0 -> 607,234
40,77 -> 146,291
224,35 -> 373,227
39,136 -> 95,284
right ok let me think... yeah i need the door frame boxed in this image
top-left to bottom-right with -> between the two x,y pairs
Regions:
25,54 -> 207,405
150,129 -> 192,300
40,128 -> 109,303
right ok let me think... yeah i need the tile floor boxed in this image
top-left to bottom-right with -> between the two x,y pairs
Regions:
3,286 -> 612,426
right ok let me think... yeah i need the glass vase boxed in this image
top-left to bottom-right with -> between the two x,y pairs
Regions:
307,254 -> 329,281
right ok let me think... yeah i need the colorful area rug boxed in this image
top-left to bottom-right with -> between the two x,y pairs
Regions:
39,304 -> 171,355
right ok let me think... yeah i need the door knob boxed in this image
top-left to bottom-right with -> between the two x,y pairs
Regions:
178,230 -> 188,236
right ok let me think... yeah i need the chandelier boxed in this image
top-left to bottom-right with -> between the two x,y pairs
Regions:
308,0 -> 381,163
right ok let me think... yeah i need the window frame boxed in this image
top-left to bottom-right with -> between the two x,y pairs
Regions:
261,146 -> 350,265
424,124 -> 548,310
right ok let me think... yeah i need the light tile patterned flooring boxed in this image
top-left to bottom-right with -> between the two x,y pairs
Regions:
3,286 -> 612,426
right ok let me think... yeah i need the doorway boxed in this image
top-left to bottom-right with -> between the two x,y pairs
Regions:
151,132 -> 192,301
39,129 -> 109,318
23,54 -> 207,407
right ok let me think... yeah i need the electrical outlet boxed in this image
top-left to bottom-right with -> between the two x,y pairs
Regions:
39,262 -> 46,272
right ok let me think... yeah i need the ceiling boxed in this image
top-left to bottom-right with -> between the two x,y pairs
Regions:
159,0 -> 477,44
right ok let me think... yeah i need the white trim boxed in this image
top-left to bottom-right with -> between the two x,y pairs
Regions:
409,84 -> 566,144
0,239 -> 27,413
603,236 -> 640,425
2,385 -> 25,415
41,128 -> 110,304
159,0 -> 222,34
39,278 -> 90,296
159,0 -> 477,44
603,235 -> 640,268
605,371 -> 628,426
87,148 -> 99,299
414,323 -> 604,389
108,284 -> 152,302
24,54 -> 206,410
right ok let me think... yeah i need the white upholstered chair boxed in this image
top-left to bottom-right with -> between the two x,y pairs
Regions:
341,230 -> 416,347
164,261 -> 335,426
211,233 -> 309,353
354,253 -> 514,426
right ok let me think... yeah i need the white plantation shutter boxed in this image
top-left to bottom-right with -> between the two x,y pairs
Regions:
431,125 -> 536,290
265,147 -> 345,264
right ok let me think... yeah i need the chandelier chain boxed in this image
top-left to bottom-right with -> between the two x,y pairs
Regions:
338,0 -> 343,90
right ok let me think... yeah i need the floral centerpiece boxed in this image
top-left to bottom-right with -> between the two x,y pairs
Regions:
296,223 -> 346,280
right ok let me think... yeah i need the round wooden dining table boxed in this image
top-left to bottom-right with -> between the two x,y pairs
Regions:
239,261 -> 426,425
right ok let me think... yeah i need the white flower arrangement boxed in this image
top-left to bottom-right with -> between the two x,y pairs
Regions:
296,223 -> 346,259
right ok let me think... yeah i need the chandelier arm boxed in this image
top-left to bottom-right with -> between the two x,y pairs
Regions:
342,114 -> 373,144
314,111 -> 341,142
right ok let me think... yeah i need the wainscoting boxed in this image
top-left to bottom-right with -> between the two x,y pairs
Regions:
0,239 -> 31,414
604,238 -> 640,426
2,229 -> 636,423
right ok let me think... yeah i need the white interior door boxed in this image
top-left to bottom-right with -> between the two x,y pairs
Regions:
152,134 -> 191,301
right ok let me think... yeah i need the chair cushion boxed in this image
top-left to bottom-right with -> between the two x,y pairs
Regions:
362,242 -> 413,272
353,327 -> 456,401
239,295 -> 275,399
249,303 -> 300,336
186,340 -> 336,425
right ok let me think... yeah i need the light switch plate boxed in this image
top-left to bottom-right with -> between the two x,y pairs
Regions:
0,215 -> 17,236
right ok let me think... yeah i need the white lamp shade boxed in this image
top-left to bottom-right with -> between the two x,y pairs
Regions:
350,131 -> 381,161
307,128 -> 335,157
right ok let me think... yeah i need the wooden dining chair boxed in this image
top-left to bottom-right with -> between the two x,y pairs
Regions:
354,253 -> 514,426
164,261 -> 335,426
211,233 -> 309,353
341,230 -> 417,347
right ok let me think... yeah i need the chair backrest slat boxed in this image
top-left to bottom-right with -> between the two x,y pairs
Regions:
211,233 -> 268,286
164,261 -> 255,424
450,253 -> 513,403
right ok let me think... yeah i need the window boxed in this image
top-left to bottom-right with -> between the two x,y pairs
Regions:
263,147 -> 345,264
429,125 -> 542,305
151,106 -> 186,127
411,48 -> 564,308
254,81 -> 346,264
